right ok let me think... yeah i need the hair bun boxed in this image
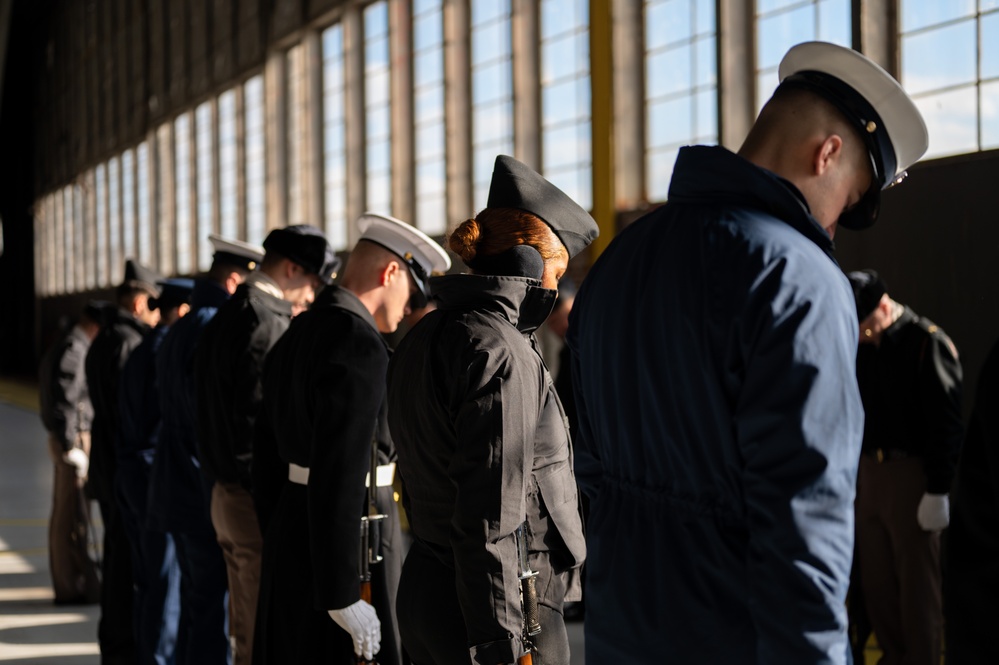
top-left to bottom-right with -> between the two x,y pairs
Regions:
447,218 -> 481,264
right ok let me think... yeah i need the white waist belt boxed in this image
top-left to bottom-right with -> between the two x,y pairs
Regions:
288,461 -> 396,488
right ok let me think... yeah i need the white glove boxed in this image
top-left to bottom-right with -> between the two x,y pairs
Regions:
917,492 -> 950,532
63,447 -> 89,480
328,599 -> 381,660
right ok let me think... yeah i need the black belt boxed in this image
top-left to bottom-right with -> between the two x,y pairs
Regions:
864,448 -> 912,463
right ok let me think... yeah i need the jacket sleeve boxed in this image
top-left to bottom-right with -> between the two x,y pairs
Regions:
918,329 -> 963,493
229,318 -> 273,487
50,339 -> 89,451
735,266 -> 862,665
448,336 -> 541,664
307,322 -> 388,611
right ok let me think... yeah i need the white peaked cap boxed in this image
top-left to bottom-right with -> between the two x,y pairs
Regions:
208,234 -> 265,270
357,213 -> 451,276
779,41 -> 929,186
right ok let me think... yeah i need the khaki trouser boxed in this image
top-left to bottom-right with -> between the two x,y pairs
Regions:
211,481 -> 263,665
856,454 -> 942,665
47,432 -> 100,604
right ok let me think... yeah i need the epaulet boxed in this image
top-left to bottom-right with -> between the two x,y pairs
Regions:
918,316 -> 959,360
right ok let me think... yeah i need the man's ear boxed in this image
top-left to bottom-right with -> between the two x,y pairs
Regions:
380,261 -> 400,287
224,271 -> 242,295
813,134 -> 844,176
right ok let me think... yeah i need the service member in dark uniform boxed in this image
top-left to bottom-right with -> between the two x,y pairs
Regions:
253,213 -> 449,665
148,235 -> 265,665
86,259 -> 162,665
945,334 -> 999,662
117,278 -> 193,665
848,269 -> 963,665
195,225 -> 337,665
38,301 -> 103,605
567,43 -> 928,663
387,156 -> 592,665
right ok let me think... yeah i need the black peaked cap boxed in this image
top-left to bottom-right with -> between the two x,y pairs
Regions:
486,155 -> 598,259
263,225 -> 339,284
123,259 -> 163,296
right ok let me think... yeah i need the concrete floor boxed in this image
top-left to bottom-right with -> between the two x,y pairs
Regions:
0,382 -> 584,664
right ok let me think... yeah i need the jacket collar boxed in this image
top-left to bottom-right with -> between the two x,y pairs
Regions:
191,278 -> 231,310
232,282 -> 293,317
882,304 -> 916,343
430,274 -> 557,335
316,285 -> 383,341
667,145 -> 835,255
112,307 -> 151,336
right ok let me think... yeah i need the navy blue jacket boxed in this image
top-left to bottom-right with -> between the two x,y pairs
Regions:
568,146 -> 863,664
147,279 -> 229,533
118,324 -> 171,465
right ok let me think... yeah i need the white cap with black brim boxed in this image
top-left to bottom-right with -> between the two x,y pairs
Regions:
778,41 -> 929,229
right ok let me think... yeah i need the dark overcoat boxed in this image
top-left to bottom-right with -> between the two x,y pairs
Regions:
568,145 -> 863,664
253,285 -> 403,665
39,325 -> 94,450
386,274 -> 586,664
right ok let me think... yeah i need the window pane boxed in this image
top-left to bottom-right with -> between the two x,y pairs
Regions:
413,1 -> 446,234
757,4 -> 816,73
60,188 -> 70,293
818,0 -> 850,44
175,113 -> 193,275
323,23 -> 348,250
196,102 -> 215,271
647,147 -> 680,202
108,156 -> 122,283
137,141 -> 152,267
74,183 -> 86,290
122,149 -> 136,264
365,2 -> 392,215
915,86 -> 978,158
96,165 -> 108,287
981,79 -> 999,149
245,75 -> 266,246
157,124 -> 175,276
902,20 -> 976,95
646,0 -> 692,51
219,89 -> 238,238
982,10 -> 999,81
900,0 -> 975,33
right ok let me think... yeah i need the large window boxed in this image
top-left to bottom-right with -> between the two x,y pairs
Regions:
645,0 -> 718,202
365,1 -> 392,214
245,75 -> 267,245
122,149 -> 136,264
900,1 -> 999,158
541,0 -> 592,209
413,0 -> 447,235
471,0 -> 513,210
323,23 -> 349,249
175,113 -> 193,275
74,184 -> 86,289
755,0 -> 851,111
62,187 -> 72,293
287,45 -> 308,225
219,89 -> 238,239
196,102 -> 215,271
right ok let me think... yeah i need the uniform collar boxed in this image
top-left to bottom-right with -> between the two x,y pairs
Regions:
430,273 -> 557,335
245,271 -> 284,300
882,304 -> 915,342
667,145 -> 835,256
315,284 -> 383,339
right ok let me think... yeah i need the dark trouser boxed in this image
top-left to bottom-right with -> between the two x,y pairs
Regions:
856,455 -> 941,665
96,494 -> 136,665
211,482 -> 262,665
397,539 -> 570,665
173,527 -> 231,665
117,456 -> 181,665
47,433 -> 100,604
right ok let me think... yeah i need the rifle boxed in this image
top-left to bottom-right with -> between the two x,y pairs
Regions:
358,438 -> 387,665
515,523 -> 541,665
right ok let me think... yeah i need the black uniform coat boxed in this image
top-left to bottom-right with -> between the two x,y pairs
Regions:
194,278 -> 293,491
253,285 -> 403,665
944,336 -> 999,662
85,307 -> 150,504
40,325 -> 94,450
856,306 -> 963,492
386,274 -> 586,664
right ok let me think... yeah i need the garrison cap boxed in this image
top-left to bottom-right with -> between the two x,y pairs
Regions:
149,278 -> 195,312
209,234 -> 264,272
847,269 -> 888,321
778,42 -> 928,229
263,225 -> 340,285
486,155 -> 598,258
357,212 -> 451,308
122,259 -> 163,297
